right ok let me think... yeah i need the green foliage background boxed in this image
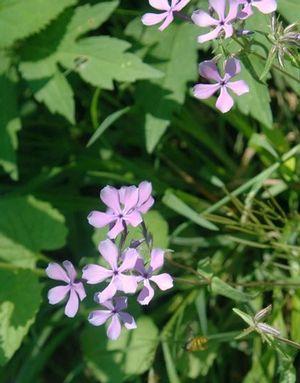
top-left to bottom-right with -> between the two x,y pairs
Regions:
0,0 -> 299,382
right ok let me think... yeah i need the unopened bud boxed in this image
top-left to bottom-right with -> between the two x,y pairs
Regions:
254,305 -> 272,322
257,322 -> 281,337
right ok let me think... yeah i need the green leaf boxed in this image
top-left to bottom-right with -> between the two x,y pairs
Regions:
163,191 -> 219,231
278,0 -> 300,23
81,316 -> 159,382
0,268 -> 42,365
32,70 -> 75,123
132,22 -> 198,152
211,277 -> 250,302
233,308 -> 254,327
0,75 -> 21,180
0,195 -> 67,268
0,0 -> 77,48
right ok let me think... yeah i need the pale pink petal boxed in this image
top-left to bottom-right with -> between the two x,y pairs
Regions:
174,0 -> 191,11
100,186 -> 121,213
135,258 -> 146,275
118,275 -> 138,294
137,280 -> 155,305
238,3 -> 253,19
150,248 -> 165,271
115,296 -> 128,312
199,60 -> 222,82
139,196 -> 154,214
73,282 -> 86,301
107,315 -> 122,340
197,26 -> 222,43
46,263 -> 70,283
138,181 -> 152,206
226,0 -> 240,21
223,24 -> 234,39
98,239 -> 119,270
88,310 -> 112,326
191,10 -> 219,27
65,289 -> 79,318
124,211 -> 142,227
48,285 -> 70,304
226,80 -> 249,95
101,300 -> 114,310
87,211 -> 116,228
159,12 -> 174,31
122,186 -> 139,213
82,264 -> 112,284
254,0 -> 277,14
97,279 -> 118,303
149,0 -> 170,10
142,12 -> 168,26
108,219 -> 124,239
225,58 -> 241,77
150,273 -> 174,290
119,312 -> 137,330
119,248 -> 139,272
216,87 -> 234,113
209,0 -> 226,19
62,260 -> 77,282
193,83 -> 220,99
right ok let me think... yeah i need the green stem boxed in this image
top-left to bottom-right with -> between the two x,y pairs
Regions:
0,262 -> 45,277
90,88 -> 101,129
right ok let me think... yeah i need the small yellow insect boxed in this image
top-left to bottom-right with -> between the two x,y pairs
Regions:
184,336 -> 208,352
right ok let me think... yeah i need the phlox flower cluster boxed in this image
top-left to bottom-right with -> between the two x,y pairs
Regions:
46,182 -> 173,340
141,0 -> 277,113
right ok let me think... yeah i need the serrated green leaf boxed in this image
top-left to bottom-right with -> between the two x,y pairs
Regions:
0,195 -> 67,268
0,75 -> 21,180
0,268 -> 42,365
0,0 -> 77,48
32,70 -> 75,123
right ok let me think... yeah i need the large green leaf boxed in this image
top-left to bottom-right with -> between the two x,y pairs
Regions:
0,196 -> 67,268
81,316 -> 159,382
0,0 -> 77,48
0,268 -> 42,365
278,0 -> 300,23
0,75 -> 21,180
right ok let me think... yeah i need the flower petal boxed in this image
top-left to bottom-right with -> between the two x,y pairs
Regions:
115,296 -> 128,312
88,310 -> 112,326
73,282 -> 86,301
141,12 -> 168,26
226,0 -> 240,21
46,263 -> 70,283
238,4 -> 253,19
98,239 -> 119,270
254,0 -> 277,14
48,285 -> 70,304
197,26 -> 222,43
193,83 -> 220,99
119,312 -> 137,330
62,260 -> 77,282
119,248 -> 139,272
121,186 -> 139,213
150,273 -> 173,290
209,0 -> 226,19
138,181 -> 152,205
97,279 -> 118,303
199,60 -> 221,82
191,10 -> 218,27
118,275 -> 138,294
101,300 -> 114,310
150,248 -> 165,271
137,280 -> 155,305
107,315 -> 122,340
65,289 -> 79,318
87,211 -> 116,228
124,211 -> 143,227
159,12 -> 174,31
149,0 -> 170,10
100,186 -> 121,213
82,264 -> 112,284
223,24 -> 234,39
215,87 -> 234,113
108,219 -> 125,239
139,196 -> 154,214
225,58 -> 241,77
134,258 -> 146,275
174,0 -> 191,11
226,80 -> 249,95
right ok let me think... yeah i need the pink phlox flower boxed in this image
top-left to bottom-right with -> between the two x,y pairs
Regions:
89,296 -> 137,340
193,58 -> 249,113
237,0 -> 277,19
135,248 -> 173,305
88,185 -> 143,239
46,261 -> 86,318
82,239 -> 138,303
142,0 -> 191,31
192,0 -> 239,43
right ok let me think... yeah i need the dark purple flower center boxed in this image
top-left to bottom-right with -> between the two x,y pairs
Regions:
220,20 -> 225,26
143,272 -> 150,279
113,270 -> 119,276
220,80 -> 226,86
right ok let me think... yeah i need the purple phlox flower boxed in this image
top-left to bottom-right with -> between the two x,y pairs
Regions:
82,239 -> 138,303
89,296 -> 137,340
135,248 -> 173,305
88,185 -> 142,239
46,261 -> 86,318
141,0 -> 191,31
192,0 -> 239,43
193,58 -> 249,113
136,181 -> 154,214
238,0 -> 277,19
